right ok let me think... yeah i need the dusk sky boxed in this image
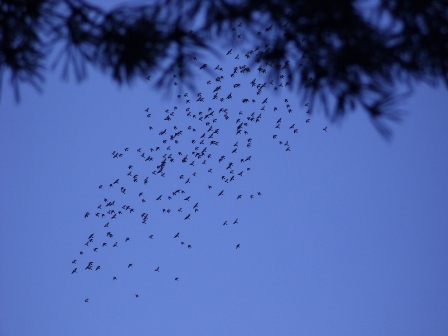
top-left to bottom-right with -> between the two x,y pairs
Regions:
1,3 -> 448,336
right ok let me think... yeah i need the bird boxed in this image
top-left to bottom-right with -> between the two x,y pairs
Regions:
72,37 -> 332,296
155,267 -> 160,272
85,298 -> 89,303
71,268 -> 77,274
128,264 -> 133,268
175,277 -> 179,281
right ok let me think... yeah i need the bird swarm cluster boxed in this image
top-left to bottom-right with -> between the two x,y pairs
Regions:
72,22 -> 328,302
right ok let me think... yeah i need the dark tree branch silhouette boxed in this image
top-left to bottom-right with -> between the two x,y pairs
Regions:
1,0 -> 447,135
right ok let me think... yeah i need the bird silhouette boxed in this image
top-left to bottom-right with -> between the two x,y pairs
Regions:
73,33 -> 327,299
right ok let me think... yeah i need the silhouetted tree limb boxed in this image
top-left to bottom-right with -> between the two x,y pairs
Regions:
1,0 -> 447,135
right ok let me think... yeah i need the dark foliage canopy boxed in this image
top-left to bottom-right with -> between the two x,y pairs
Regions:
1,0 -> 447,134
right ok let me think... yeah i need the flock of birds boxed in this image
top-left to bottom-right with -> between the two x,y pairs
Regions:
72,22 -> 328,302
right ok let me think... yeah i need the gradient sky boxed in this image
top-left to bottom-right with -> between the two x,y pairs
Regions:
1,4 -> 448,336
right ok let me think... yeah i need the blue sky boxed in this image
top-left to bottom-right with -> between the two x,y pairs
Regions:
1,6 -> 448,336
